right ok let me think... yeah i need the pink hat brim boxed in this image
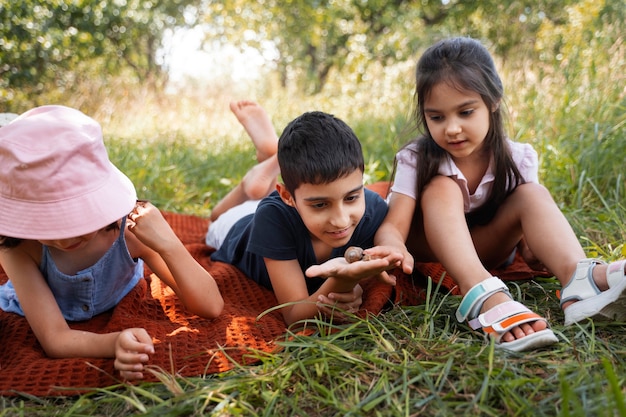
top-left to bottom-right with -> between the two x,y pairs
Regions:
0,164 -> 136,240
0,105 -> 137,240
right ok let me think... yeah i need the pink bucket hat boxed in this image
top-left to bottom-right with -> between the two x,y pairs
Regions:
0,105 -> 137,240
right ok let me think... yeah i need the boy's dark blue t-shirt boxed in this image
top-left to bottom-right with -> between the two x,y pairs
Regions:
210,189 -> 388,293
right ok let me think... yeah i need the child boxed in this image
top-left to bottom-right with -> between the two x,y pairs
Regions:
375,37 -> 626,352
207,110 -> 402,325
0,105 -> 224,380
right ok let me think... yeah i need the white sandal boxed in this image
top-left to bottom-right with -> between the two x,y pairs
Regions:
456,277 -> 558,352
560,259 -> 626,325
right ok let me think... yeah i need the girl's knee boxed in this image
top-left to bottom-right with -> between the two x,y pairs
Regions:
513,182 -> 552,200
423,175 -> 460,196
421,176 -> 463,204
421,176 -> 464,212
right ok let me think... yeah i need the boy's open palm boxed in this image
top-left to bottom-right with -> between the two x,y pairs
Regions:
305,246 -> 402,286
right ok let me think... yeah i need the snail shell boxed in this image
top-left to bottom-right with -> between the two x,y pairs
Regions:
345,246 -> 367,263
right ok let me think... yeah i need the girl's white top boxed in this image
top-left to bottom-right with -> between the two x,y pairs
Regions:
390,139 -> 538,213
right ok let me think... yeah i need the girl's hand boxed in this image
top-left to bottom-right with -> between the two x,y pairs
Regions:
368,245 -> 414,275
126,200 -> 225,320
114,328 -> 155,380
316,284 -> 363,321
127,201 -> 179,252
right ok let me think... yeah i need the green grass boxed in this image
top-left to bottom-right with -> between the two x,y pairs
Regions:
2,17 -> 626,417
2,279 -> 625,416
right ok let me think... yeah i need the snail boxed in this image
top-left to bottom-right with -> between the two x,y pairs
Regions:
344,246 -> 371,263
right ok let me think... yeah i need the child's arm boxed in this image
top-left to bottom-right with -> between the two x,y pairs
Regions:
114,328 -> 156,380
303,247 -> 401,320
0,245 -> 154,380
265,257 -> 377,325
315,284 -> 363,320
374,192 -> 416,274
126,202 -> 224,319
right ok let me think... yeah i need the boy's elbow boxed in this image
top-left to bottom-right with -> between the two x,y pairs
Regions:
45,349 -> 67,359
189,297 -> 224,319
208,298 -> 225,318
282,309 -> 302,327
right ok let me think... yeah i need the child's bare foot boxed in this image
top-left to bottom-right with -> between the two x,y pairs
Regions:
230,100 -> 278,162
241,155 -> 280,200
209,155 -> 280,222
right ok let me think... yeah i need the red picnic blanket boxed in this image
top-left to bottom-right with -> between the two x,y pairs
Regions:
0,182 -> 550,396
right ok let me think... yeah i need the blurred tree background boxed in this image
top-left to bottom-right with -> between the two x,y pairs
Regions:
203,0 -> 585,93
2,0 -> 622,107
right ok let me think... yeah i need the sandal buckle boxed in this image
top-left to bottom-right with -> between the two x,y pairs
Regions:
456,277 -> 508,322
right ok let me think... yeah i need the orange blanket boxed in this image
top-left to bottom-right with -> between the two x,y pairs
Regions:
0,209 -> 396,396
0,183 -> 550,396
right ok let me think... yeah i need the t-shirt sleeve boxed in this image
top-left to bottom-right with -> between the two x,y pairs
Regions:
510,140 -> 539,184
390,147 -> 418,200
247,200 -> 302,261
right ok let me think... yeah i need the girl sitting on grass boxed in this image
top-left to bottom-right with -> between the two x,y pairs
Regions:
375,37 -> 626,351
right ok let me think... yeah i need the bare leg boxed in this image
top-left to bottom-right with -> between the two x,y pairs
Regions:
420,178 -> 626,332
470,183 -> 585,280
420,177 -> 547,343
473,183 -> 624,308
210,101 -> 281,221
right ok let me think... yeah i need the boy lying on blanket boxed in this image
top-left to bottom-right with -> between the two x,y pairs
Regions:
206,105 -> 402,325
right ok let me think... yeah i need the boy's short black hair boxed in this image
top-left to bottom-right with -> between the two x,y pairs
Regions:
277,111 -> 365,195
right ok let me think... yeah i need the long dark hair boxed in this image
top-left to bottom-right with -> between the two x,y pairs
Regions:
399,37 -> 524,223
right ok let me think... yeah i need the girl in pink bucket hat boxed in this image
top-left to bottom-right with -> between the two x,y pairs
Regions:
0,105 -> 224,380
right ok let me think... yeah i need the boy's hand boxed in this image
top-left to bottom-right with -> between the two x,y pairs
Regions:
114,328 -> 155,380
305,246 -> 403,283
317,284 -> 363,321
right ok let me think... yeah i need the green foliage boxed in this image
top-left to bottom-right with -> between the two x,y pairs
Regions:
504,0 -> 626,242
201,0 -> 595,93
0,0 -> 202,108
3,0 -> 619,104
204,0 -> 427,92
108,134 -> 256,217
